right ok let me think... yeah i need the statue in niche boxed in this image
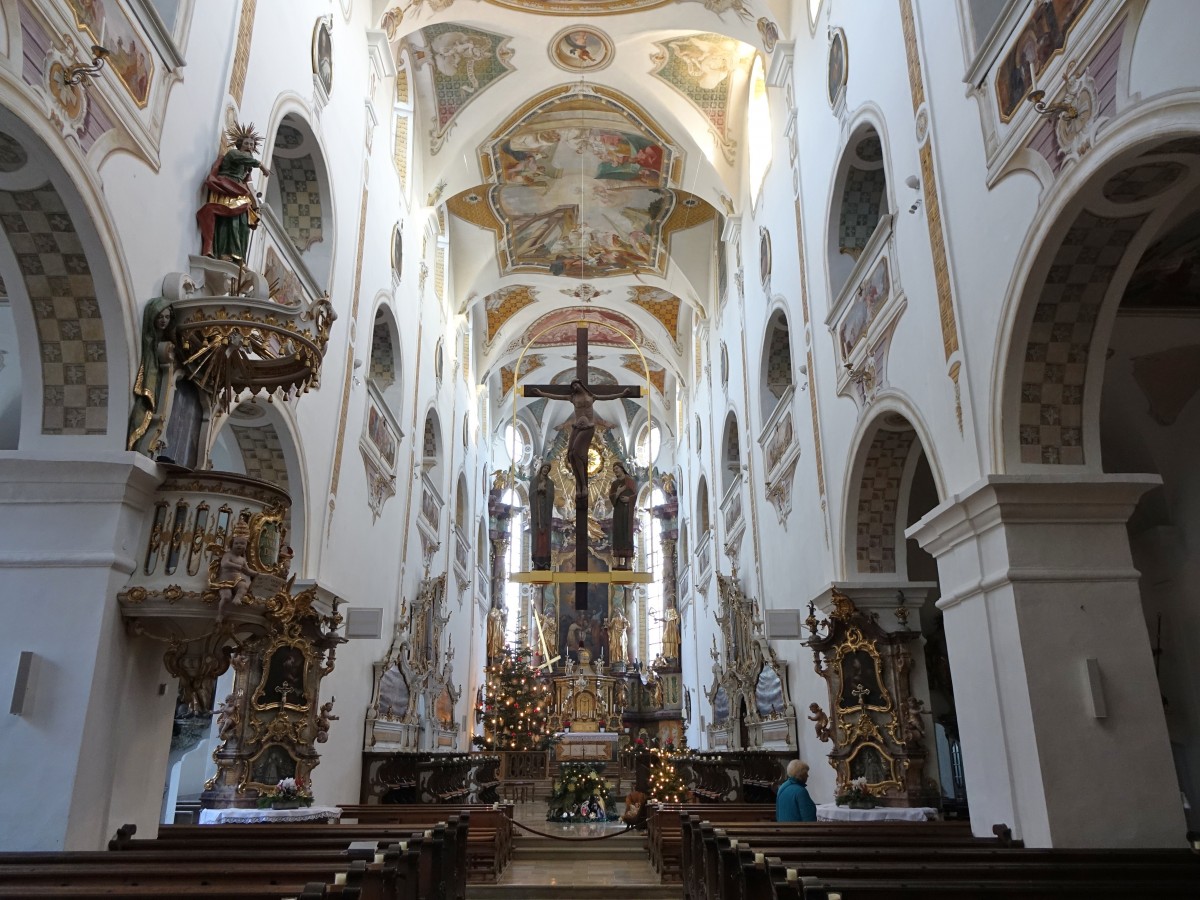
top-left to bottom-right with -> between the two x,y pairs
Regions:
486,604 -> 506,659
196,122 -> 271,262
213,519 -> 255,623
316,698 -> 338,743
608,462 -> 638,569
661,607 -> 681,661
530,460 -> 555,570
251,745 -> 296,786
850,745 -> 889,784
127,297 -> 177,456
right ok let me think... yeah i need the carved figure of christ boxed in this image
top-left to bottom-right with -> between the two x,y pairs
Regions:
521,325 -> 641,610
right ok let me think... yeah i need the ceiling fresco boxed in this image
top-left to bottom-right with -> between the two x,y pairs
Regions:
650,33 -> 755,164
499,353 -> 546,395
484,284 -> 539,344
507,305 -> 648,354
411,24 -> 515,154
479,86 -> 683,278
483,0 -> 672,13
628,285 -> 683,345
621,354 -> 667,394
550,366 -> 618,385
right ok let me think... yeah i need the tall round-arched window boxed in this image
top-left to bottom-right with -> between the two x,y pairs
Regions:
635,422 -> 661,468
638,484 -> 667,662
747,55 -> 772,205
505,421 -> 532,467
501,487 -> 527,644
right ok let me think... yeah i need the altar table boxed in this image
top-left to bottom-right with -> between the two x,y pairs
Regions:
553,730 -> 619,764
815,802 -> 937,822
199,805 -> 343,824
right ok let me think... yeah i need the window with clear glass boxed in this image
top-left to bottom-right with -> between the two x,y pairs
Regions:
639,486 -> 666,662
501,488 -> 527,643
505,422 -> 532,467
635,422 -> 660,468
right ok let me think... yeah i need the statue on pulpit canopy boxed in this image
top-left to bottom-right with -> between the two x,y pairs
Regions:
127,296 -> 177,456
531,461 -> 555,570
608,462 -> 638,569
196,122 -> 270,261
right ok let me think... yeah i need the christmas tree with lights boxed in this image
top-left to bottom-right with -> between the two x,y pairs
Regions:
473,645 -> 554,751
646,745 -> 691,803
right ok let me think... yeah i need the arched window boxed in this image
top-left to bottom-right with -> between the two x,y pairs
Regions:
505,420 -> 532,467
265,115 -> 334,287
369,306 -> 403,415
747,55 -> 772,207
721,413 -> 741,496
697,475 -> 711,534
761,310 -> 794,419
635,421 -> 660,468
638,484 -> 666,662
829,128 -> 889,297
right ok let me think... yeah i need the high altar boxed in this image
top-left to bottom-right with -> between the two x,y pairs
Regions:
549,667 -> 622,732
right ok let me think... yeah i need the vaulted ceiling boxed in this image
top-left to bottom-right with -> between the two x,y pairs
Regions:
382,0 -> 782,451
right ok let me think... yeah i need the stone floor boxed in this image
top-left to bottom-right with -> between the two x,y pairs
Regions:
467,798 -> 681,899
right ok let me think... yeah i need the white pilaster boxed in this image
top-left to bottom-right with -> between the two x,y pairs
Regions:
0,452 -> 173,850
907,475 -> 1185,847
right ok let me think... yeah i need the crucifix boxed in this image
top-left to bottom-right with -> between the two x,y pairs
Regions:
521,325 -> 641,611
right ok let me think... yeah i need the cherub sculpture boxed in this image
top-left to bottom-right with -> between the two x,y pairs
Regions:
808,702 -> 833,743
216,692 -> 241,743
316,698 -> 339,743
213,520 -> 255,623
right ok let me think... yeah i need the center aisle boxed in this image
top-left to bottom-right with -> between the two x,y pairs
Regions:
467,796 -> 682,899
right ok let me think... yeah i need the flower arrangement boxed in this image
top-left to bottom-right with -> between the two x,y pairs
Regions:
598,718 -> 607,732
561,719 -> 571,732
835,776 -> 876,808
257,777 -> 314,809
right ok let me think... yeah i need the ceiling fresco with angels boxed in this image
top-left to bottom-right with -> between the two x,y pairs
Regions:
382,0 -> 772,436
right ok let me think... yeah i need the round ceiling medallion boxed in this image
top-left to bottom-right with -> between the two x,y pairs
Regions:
550,26 -> 614,72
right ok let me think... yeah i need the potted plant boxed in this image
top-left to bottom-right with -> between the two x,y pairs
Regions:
598,718 -> 607,733
562,719 -> 571,734
835,776 -> 877,810
257,777 -> 314,810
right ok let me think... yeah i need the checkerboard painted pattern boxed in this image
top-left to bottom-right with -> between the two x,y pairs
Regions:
484,286 -> 536,343
370,320 -> 395,389
232,424 -> 292,530
0,185 -> 108,435
273,154 -> 324,251
839,164 -> 886,255
1019,210 -> 1147,464
856,427 -> 917,573
766,316 -> 793,400
1101,162 -> 1185,204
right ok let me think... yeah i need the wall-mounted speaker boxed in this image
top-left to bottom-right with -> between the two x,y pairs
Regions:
345,608 -> 384,640
10,651 -> 35,716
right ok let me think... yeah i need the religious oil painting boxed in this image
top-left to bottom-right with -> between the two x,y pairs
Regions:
66,0 -> 154,108
837,649 -> 886,711
313,18 -> 334,96
258,645 -> 309,710
417,24 -> 515,154
378,664 -> 411,719
995,0 -> 1091,121
838,255 -> 890,359
367,398 -> 399,469
249,744 -> 298,786
482,87 -> 680,278
391,223 -> 404,281
550,27 -> 614,72
828,28 -> 847,107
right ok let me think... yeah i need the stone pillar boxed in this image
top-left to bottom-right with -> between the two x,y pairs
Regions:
0,453 -> 172,850
907,475 -> 1184,848
487,493 -> 513,607
653,492 -> 679,611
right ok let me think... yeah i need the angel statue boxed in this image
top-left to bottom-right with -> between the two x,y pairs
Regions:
808,702 -> 833,743
196,122 -> 270,262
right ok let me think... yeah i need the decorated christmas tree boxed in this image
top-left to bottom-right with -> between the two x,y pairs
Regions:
473,645 -> 554,751
646,745 -> 690,803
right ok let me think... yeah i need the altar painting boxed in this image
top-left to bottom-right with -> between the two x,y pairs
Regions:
482,90 -> 680,278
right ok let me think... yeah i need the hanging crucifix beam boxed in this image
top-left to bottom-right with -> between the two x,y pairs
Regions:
511,325 -> 652,609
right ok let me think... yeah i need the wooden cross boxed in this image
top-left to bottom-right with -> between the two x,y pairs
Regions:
522,325 -> 641,610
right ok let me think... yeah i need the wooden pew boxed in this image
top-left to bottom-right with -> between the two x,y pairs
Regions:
686,816 -> 1200,900
338,802 -> 513,881
646,801 -> 777,881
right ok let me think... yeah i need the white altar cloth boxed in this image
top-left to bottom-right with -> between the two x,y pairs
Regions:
199,805 -> 342,824
816,803 -> 936,822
